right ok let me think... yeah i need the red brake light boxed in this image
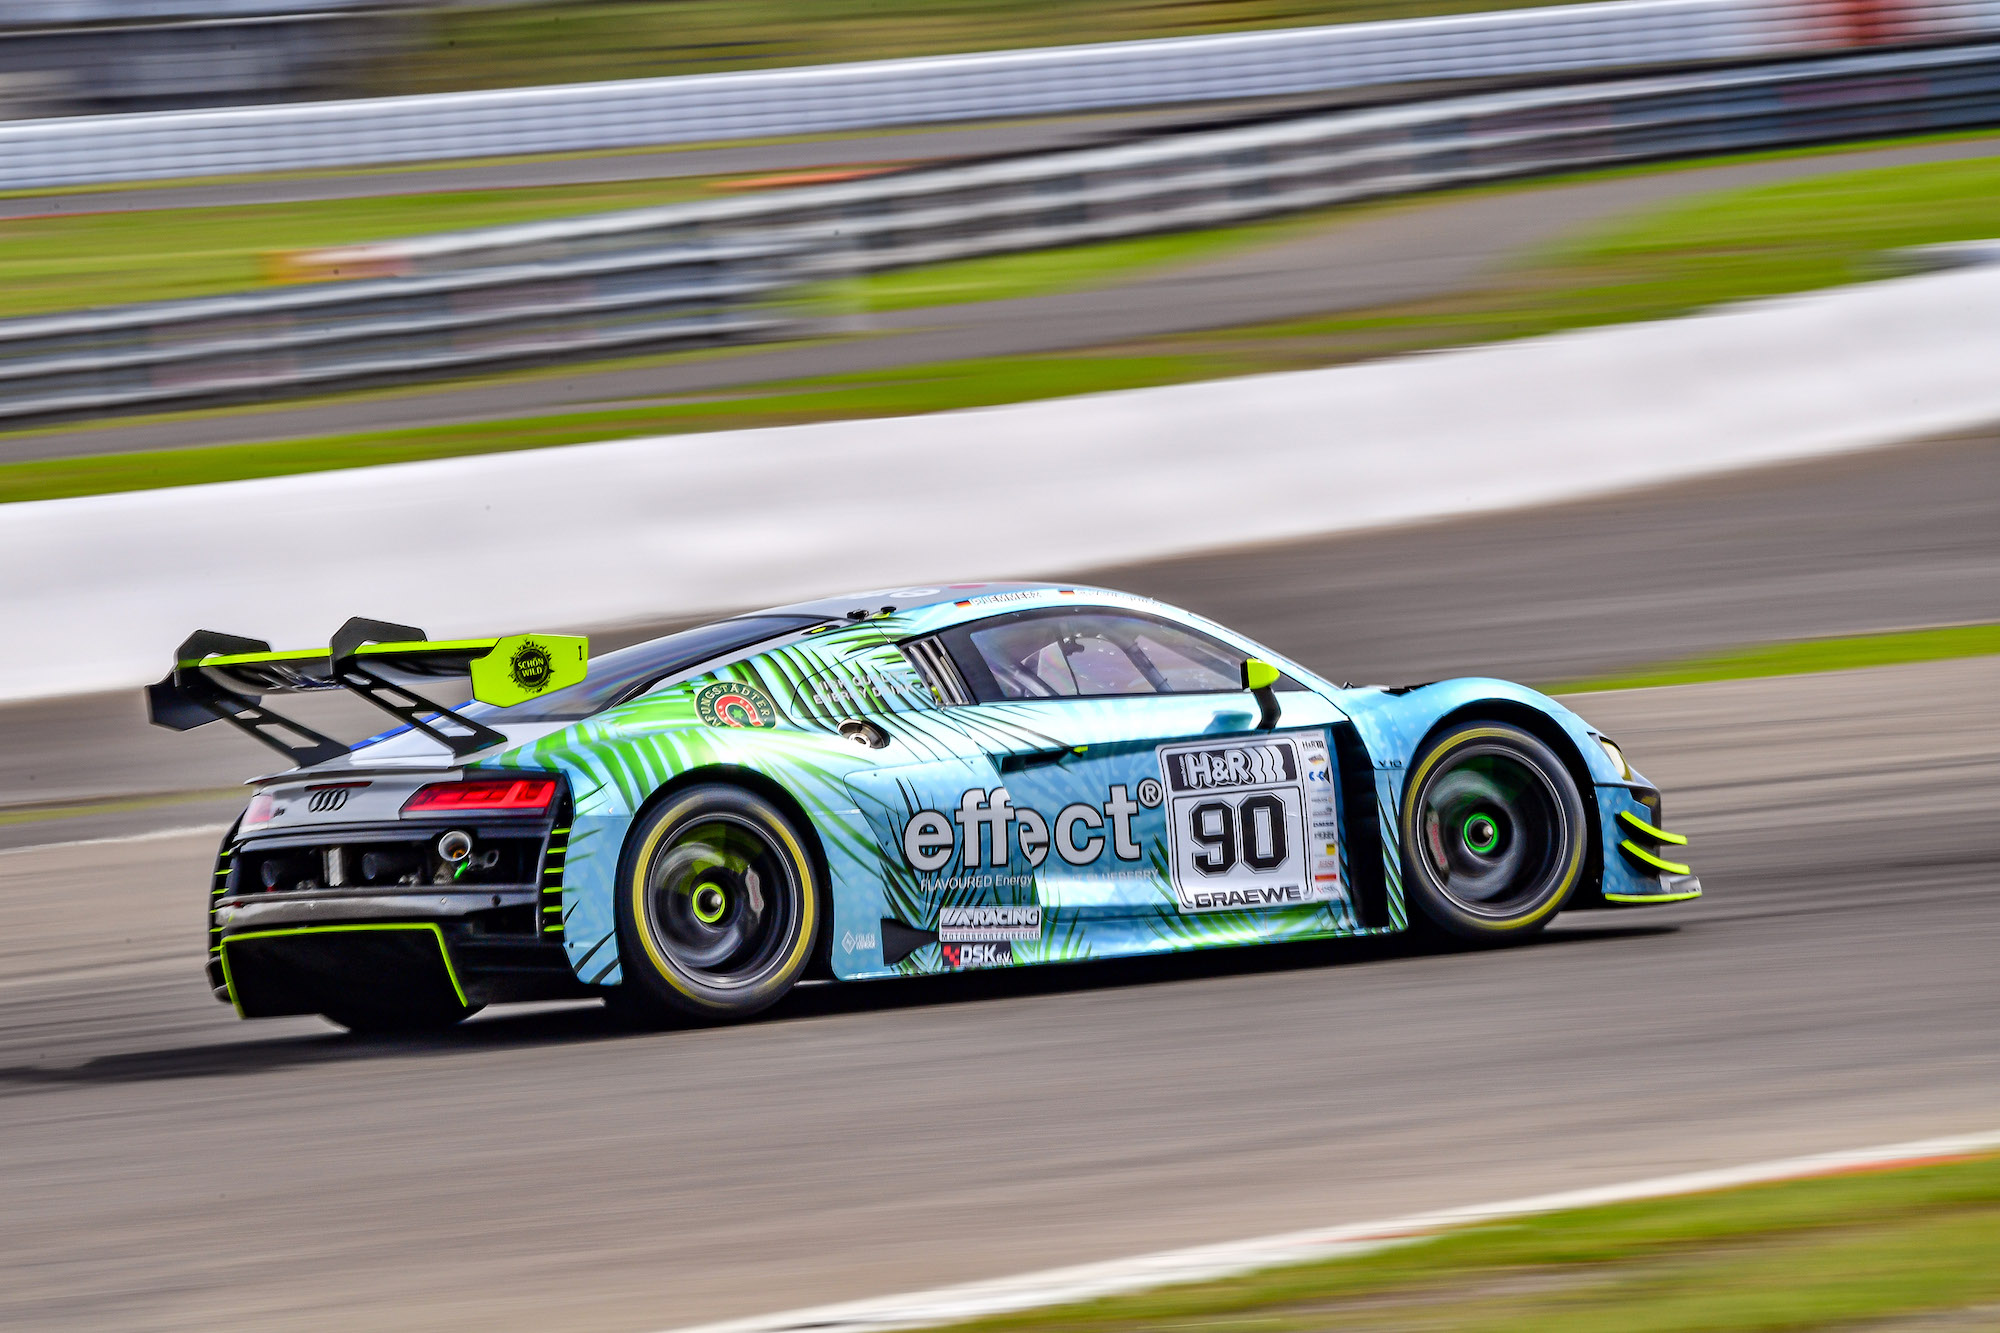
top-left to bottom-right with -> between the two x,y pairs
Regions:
401,777 -> 557,816
243,792 -> 275,828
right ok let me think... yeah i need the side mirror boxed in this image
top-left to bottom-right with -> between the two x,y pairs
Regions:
1241,658 -> 1281,731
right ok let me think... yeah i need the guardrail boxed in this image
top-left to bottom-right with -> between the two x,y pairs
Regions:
2,41 -> 1998,424
0,240 -> 798,422
299,41 -> 2000,280
5,0 -> 1998,189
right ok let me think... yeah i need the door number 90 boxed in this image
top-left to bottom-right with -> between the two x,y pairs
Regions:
1188,795 -> 1289,875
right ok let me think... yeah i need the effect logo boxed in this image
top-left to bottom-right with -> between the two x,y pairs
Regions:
508,640 -> 556,693
696,679 -> 780,729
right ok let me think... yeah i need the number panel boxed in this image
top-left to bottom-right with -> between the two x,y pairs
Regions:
1156,730 -> 1342,913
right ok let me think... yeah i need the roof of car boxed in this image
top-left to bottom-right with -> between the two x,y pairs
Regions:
739,582 -> 1075,622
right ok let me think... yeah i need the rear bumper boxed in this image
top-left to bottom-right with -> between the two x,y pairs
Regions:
217,913 -> 590,1017
208,802 -> 580,1017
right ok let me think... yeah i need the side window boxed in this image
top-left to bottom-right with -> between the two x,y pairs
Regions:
1129,623 -> 1242,693
941,608 -> 1257,703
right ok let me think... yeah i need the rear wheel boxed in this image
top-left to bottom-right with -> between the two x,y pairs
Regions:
613,784 -> 819,1024
1400,722 -> 1587,940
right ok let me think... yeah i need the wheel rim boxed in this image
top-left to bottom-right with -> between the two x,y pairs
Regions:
1416,747 -> 1569,917
642,815 -> 798,988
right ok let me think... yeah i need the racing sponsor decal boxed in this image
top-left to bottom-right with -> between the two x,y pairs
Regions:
900,786 -> 1144,873
800,669 -> 931,713
940,940 -> 1014,969
508,639 -> 555,693
695,679 -> 780,729
951,588 -> 1068,608
1156,732 -> 1342,914
939,904 -> 1042,942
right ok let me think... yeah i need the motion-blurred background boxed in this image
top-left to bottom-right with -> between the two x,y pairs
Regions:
2,2 -> 1997,1330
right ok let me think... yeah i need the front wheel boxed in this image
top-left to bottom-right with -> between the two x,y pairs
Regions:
614,784 -> 820,1024
1400,722 -> 1588,941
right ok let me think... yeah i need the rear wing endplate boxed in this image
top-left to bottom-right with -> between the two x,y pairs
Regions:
146,616 -> 587,766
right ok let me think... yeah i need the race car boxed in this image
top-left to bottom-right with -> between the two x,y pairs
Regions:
148,584 -> 1698,1032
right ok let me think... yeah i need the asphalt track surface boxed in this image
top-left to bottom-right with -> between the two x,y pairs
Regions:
2,428 -> 1998,1329
6,132 -> 2000,463
3,654 -> 1996,1332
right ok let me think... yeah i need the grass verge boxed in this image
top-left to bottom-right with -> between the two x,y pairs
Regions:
0,175 -> 748,319
939,1150 -> 2000,1332
1146,147 -> 2000,370
1548,623 -> 2000,693
803,212 -> 1333,313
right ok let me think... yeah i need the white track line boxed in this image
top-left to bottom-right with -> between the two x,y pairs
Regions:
0,822 -> 229,857
658,1129 -> 2000,1333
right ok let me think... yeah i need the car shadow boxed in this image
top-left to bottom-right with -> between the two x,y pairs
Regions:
0,919 -> 1677,1088
768,920 -> 1677,1023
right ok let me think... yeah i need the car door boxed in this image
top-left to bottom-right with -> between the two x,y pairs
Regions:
925,607 -> 1352,924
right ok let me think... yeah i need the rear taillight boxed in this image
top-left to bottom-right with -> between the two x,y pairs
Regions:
401,777 -> 557,817
242,792 -> 275,828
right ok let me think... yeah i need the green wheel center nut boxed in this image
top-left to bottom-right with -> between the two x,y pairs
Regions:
1464,815 -> 1501,855
693,884 -> 727,924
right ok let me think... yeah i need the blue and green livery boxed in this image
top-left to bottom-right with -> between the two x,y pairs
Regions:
151,584 -> 1697,1031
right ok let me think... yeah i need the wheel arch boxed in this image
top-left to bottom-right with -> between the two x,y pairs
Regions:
618,762 -> 838,980
1415,700 -> 1605,909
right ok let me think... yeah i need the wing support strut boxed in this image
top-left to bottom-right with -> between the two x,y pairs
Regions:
145,631 -> 351,768
328,618 -> 506,759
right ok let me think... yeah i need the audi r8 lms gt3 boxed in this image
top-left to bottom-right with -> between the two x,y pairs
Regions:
149,586 -> 1698,1032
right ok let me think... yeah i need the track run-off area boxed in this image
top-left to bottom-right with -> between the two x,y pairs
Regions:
3,426 -> 1997,1331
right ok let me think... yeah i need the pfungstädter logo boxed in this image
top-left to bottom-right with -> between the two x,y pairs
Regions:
695,679 -> 780,728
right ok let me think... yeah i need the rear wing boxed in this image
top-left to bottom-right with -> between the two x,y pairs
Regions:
147,616 -> 587,766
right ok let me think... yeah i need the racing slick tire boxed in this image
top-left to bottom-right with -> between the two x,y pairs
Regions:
613,784 -> 820,1024
1400,722 -> 1588,941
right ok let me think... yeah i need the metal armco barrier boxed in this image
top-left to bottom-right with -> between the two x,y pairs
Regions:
2,42 -> 1999,423
0,241 -> 798,422
302,43 -> 2000,280
3,0 -> 1998,189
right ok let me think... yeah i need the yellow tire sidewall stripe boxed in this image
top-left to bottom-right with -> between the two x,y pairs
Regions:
1403,725 -> 1585,931
627,794 -> 818,1008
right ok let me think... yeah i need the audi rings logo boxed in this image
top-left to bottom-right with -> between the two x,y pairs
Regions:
306,788 -> 351,813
